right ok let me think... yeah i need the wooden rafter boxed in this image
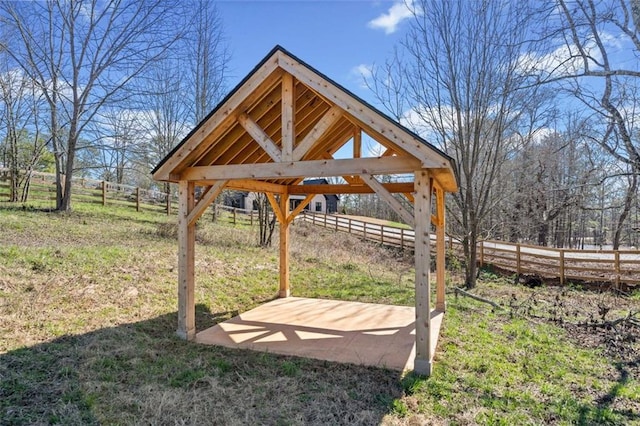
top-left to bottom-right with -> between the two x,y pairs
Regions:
154,62 -> 282,179
360,174 -> 414,227
292,105 -> 342,161
276,51 -> 452,170
238,113 -> 282,162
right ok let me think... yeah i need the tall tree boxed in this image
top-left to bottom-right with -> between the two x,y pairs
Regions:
551,0 -> 640,248
369,0 -> 551,288
189,0 -> 229,123
1,0 -> 183,211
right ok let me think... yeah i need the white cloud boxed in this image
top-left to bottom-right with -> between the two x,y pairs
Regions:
368,1 -> 418,35
517,31 -> 628,79
350,63 -> 373,88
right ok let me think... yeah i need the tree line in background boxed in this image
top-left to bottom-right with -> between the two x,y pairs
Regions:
356,0 -> 640,287
0,0 -> 228,209
1,0 -> 639,289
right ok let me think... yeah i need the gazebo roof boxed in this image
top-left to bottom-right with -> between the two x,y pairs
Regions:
152,45 -> 457,193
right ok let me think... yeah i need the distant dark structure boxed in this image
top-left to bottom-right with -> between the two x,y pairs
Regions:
293,178 -> 339,214
222,179 -> 339,213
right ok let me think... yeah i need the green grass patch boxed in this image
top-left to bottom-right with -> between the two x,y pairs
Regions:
0,200 -> 638,425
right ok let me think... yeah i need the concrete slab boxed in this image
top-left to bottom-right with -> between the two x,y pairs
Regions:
195,297 -> 444,371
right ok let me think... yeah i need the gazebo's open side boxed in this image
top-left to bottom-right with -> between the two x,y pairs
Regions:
152,46 -> 458,375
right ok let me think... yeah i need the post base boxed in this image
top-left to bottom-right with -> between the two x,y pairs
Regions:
278,289 -> 291,298
176,328 -> 196,341
413,358 -> 432,376
435,302 -> 446,312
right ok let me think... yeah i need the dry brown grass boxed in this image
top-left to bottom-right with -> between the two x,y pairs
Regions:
1,203 -> 638,425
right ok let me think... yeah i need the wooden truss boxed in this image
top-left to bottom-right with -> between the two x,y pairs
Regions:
153,46 -> 458,376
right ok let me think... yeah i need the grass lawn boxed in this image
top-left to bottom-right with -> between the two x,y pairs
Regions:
0,201 -> 638,425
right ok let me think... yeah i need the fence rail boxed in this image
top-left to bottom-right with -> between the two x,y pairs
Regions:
3,170 -> 639,288
298,211 -> 640,289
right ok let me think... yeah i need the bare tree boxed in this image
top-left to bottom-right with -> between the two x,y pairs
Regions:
0,52 -> 49,202
0,0 -> 183,211
369,0 -> 551,288
552,0 -> 640,248
255,193 -> 276,247
189,0 -> 229,123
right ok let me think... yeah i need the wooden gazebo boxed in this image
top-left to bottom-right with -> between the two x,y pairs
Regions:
152,46 -> 458,375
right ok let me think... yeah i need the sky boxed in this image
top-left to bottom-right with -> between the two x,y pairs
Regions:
216,0 -> 409,106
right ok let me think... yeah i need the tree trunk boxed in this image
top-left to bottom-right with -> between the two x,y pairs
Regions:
464,232 -> 479,289
613,174 -> 638,250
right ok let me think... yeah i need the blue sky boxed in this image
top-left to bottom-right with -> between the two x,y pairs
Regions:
217,0 -> 408,105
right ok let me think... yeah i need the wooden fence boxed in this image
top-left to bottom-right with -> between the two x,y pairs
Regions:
298,211 -> 640,288
0,170 -> 174,214
0,170 -> 260,226
2,171 -> 639,287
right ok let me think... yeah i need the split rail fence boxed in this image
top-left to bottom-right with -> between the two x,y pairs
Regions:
298,211 -> 640,288
2,170 -> 638,287
0,170 -> 258,226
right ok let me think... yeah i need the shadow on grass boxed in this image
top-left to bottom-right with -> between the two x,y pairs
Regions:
0,304 -> 403,425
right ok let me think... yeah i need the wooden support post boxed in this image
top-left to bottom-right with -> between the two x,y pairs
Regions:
479,240 -> 484,267
414,170 -> 432,376
516,244 -> 521,275
363,223 -> 367,240
136,187 -> 141,212
401,228 -> 405,249
166,192 -> 171,216
281,73 -> 294,162
177,181 -> 196,341
353,129 -> 361,158
279,193 -> 291,298
250,210 -> 254,226
615,251 -> 620,289
102,181 -> 107,206
348,218 -> 352,234
233,208 -> 237,225
380,224 -> 384,244
435,188 -> 446,312
559,249 -> 565,286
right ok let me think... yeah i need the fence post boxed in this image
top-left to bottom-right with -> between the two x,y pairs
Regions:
516,243 -> 521,275
348,218 -> 352,234
324,213 -> 327,227
136,187 -> 140,212
233,208 -> 237,225
102,181 -> 107,206
312,213 -> 316,225
400,228 -> 405,249
335,216 -> 339,231
615,251 -> 621,289
559,249 -> 565,286
380,225 -> 384,244
166,193 -> 171,215
250,210 -> 254,226
479,240 -> 484,267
